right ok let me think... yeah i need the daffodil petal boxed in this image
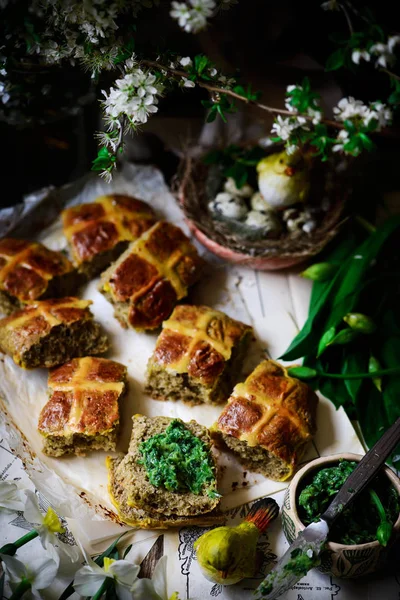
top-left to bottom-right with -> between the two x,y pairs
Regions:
109,560 -> 140,586
152,556 -> 168,599
73,565 -> 108,595
131,578 -> 162,600
29,557 -> 58,590
23,490 -> 44,526
0,553 -> 28,583
0,481 -> 25,512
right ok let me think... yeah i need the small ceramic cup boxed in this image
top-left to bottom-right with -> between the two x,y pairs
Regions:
281,453 -> 400,578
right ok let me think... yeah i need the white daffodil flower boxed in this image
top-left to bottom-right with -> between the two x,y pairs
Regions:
74,552 -> 140,600
0,553 -> 58,598
351,49 -> 371,65
131,556 -> 182,600
0,480 -> 25,513
23,490 -> 79,564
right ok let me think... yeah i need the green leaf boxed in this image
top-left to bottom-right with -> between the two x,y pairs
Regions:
358,132 -> 375,151
376,521 -> 392,546
343,351 -> 367,403
326,48 -> 345,71
194,54 -> 209,74
123,544 -> 132,558
280,216 -> 400,361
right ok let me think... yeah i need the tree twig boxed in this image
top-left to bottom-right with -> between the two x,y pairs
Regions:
141,59 -> 344,130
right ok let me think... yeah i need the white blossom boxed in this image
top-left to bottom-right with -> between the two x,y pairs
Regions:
370,36 -> 400,69
23,490 -> 79,564
0,480 -> 25,512
0,553 -> 58,598
333,96 -> 368,121
388,35 -> 400,53
333,129 -> 350,153
74,551 -> 140,600
352,49 -> 371,65
307,107 -> 322,124
182,77 -> 195,87
365,101 -> 392,130
170,0 -> 216,33
209,67 -> 217,76
271,115 -> 306,141
180,56 -> 192,67
103,68 -> 161,124
286,144 -> 299,155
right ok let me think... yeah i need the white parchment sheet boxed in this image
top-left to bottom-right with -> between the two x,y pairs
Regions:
0,163 -> 379,600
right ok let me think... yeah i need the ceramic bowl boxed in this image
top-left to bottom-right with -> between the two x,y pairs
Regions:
282,453 -> 400,578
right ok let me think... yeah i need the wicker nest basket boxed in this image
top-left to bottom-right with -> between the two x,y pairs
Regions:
177,145 -> 349,271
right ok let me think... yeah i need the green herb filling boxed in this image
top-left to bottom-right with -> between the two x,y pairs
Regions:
298,460 -> 400,545
138,419 -> 218,497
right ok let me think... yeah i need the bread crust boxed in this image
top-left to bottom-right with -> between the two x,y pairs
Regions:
62,195 -> 157,276
0,297 -> 109,368
38,357 -> 127,456
100,221 -> 204,330
0,238 -> 75,309
215,359 -> 318,480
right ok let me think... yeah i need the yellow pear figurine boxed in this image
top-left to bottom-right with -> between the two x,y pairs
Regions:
256,150 -> 311,210
194,498 -> 279,585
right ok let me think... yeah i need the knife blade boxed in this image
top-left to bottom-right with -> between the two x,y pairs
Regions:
254,416 -> 400,600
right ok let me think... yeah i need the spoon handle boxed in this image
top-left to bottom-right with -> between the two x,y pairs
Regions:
322,417 -> 400,526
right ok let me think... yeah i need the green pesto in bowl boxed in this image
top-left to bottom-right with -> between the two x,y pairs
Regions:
297,459 -> 400,545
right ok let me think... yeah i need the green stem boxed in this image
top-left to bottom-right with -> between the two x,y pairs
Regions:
9,579 -> 32,600
0,530 -> 39,556
319,367 -> 400,380
369,489 -> 386,522
91,578 -> 113,600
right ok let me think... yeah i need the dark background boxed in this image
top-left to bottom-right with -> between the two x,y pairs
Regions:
1,0 -> 399,215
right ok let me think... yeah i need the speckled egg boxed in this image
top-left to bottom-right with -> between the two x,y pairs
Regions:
250,192 -> 273,212
244,210 -> 282,234
224,178 -> 254,198
208,193 -> 249,220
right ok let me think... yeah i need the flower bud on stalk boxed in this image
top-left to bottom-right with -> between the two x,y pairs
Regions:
300,262 -> 338,282
328,328 -> 359,346
343,312 -> 377,334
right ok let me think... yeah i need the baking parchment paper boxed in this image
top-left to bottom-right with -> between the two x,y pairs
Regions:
0,162 -> 364,551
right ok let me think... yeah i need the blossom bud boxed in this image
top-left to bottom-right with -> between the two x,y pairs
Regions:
343,312 -> 377,334
301,262 -> 338,282
329,329 -> 359,346
287,366 -> 317,380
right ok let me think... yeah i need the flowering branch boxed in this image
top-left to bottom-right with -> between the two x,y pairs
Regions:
141,59 -> 343,129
